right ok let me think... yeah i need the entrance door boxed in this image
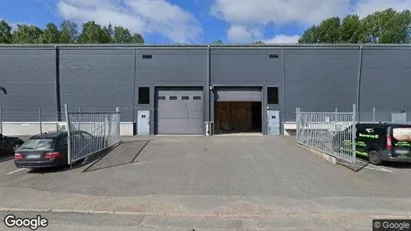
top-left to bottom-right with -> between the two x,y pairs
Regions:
137,110 -> 150,135
267,110 -> 280,135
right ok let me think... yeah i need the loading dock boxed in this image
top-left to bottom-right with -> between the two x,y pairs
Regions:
213,87 -> 263,135
155,87 -> 204,135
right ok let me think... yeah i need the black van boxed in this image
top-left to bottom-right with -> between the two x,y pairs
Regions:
332,123 -> 411,165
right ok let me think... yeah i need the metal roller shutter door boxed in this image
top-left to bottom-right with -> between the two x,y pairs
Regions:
156,88 -> 204,134
215,87 -> 262,102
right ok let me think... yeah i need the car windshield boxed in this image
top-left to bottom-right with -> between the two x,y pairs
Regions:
19,138 -> 54,150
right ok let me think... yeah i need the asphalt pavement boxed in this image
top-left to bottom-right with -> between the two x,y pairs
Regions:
0,136 -> 410,230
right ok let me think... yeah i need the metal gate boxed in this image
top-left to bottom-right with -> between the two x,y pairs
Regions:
64,104 -> 121,165
295,105 -> 356,164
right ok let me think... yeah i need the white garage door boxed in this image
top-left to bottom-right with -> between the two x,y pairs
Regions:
156,88 -> 204,134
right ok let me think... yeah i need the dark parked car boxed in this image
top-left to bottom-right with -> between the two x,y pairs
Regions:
332,122 -> 411,165
0,134 -> 24,157
14,130 -> 105,169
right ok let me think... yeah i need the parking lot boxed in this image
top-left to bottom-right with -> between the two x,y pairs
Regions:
0,136 -> 410,230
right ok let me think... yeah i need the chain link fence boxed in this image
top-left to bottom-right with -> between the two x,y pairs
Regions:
296,105 -> 357,165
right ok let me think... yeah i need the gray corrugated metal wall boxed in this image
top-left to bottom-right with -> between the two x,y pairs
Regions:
0,48 -> 57,121
135,48 -> 207,134
284,48 -> 359,121
210,49 -> 282,84
1,45 -> 411,133
59,48 -> 134,121
359,47 -> 411,121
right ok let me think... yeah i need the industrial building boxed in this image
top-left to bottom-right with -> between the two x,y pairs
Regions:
0,44 -> 410,136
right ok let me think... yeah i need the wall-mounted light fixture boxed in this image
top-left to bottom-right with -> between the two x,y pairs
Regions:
269,54 -> 279,59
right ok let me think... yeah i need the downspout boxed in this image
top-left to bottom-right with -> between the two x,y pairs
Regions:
55,45 -> 62,122
356,45 -> 363,122
206,45 -> 211,135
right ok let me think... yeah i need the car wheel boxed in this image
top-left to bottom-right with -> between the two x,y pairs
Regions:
368,150 -> 382,165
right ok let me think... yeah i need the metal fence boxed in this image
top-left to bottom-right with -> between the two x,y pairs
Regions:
296,105 -> 357,164
65,104 -> 121,165
359,108 -> 410,124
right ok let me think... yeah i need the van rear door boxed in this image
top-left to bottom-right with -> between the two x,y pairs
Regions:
391,125 -> 411,158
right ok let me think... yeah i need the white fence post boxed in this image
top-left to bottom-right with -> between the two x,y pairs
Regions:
38,107 -> 43,134
352,104 -> 356,164
65,104 -> 71,166
296,107 -> 301,141
373,107 -> 376,122
116,107 -> 121,143
0,106 -> 2,134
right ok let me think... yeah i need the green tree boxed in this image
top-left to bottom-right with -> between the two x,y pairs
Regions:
101,24 -> 113,43
0,20 -> 12,43
252,40 -> 264,44
77,21 -> 105,43
316,17 -> 341,43
212,39 -> 223,44
12,25 -> 43,43
130,33 -> 144,44
340,15 -> 366,43
298,25 -> 319,43
380,9 -> 411,43
59,20 -> 78,43
113,26 -> 132,43
42,23 -> 60,43
299,8 -> 411,44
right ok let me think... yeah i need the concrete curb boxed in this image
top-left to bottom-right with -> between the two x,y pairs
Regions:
296,143 -> 337,165
1,207 -> 411,220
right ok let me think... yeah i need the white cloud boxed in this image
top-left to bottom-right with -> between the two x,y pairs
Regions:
352,0 -> 411,18
227,24 -> 263,42
264,34 -> 301,44
210,0 -> 350,27
56,0 -> 202,43
211,0 -> 411,43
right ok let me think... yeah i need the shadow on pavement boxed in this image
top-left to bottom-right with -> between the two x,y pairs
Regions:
381,162 -> 411,169
82,140 -> 152,173
0,155 -> 14,163
338,157 -> 370,172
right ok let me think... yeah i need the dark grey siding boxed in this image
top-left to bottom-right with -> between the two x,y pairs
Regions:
359,47 -> 411,121
136,48 -> 207,134
136,48 -> 207,85
284,48 -> 359,121
59,49 -> 134,121
0,48 -> 57,121
210,49 -> 282,85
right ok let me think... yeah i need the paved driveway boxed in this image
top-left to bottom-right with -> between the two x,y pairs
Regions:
0,136 -> 410,230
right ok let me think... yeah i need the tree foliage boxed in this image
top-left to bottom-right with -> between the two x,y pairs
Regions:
12,25 -> 43,43
299,8 -> 411,44
0,19 -> 144,44
59,20 -> 78,43
0,20 -> 12,43
42,23 -> 60,43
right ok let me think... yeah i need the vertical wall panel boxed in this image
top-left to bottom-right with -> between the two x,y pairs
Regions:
210,49 -> 282,85
359,47 -> 411,121
136,48 -> 207,84
0,48 -> 57,121
284,48 -> 359,121
59,48 -> 134,121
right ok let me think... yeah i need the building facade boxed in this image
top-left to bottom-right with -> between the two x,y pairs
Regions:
0,44 -> 410,135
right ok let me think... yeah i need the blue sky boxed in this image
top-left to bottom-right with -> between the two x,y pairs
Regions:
0,0 -> 410,44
